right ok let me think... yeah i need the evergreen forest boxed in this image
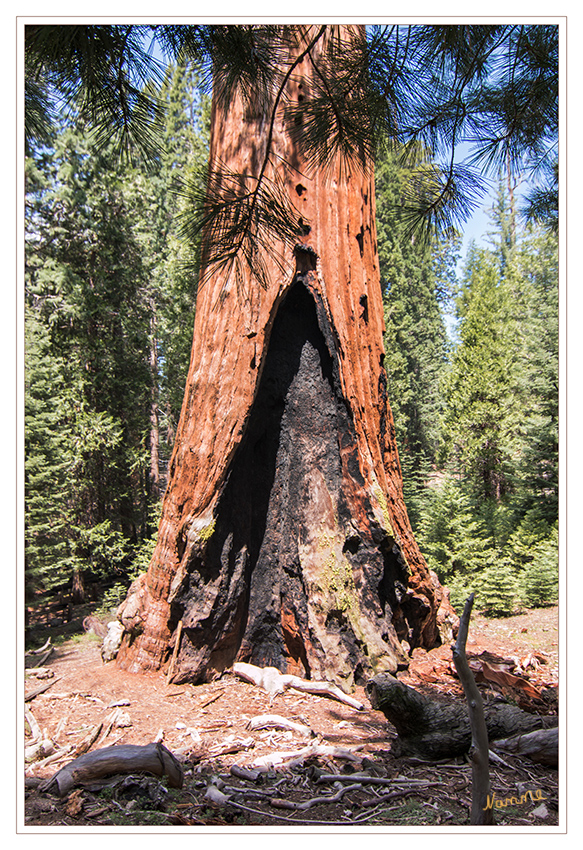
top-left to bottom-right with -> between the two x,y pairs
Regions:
24,40 -> 559,623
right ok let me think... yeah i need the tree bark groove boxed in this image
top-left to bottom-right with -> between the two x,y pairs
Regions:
117,25 -> 457,686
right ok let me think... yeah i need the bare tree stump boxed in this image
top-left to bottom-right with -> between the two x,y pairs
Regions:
366,674 -> 557,760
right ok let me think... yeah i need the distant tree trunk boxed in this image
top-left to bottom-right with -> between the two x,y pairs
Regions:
148,310 -> 161,500
71,568 -> 85,605
117,25 -> 457,688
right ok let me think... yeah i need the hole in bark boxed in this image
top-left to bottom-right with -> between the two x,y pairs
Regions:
343,535 -> 361,555
296,183 -> 307,197
294,243 -> 317,273
356,226 -> 364,257
359,294 -> 368,323
297,217 -> 311,236
325,609 -> 348,631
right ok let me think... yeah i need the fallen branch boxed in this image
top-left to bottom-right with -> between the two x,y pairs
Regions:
251,742 -> 363,771
315,773 -> 439,788
230,764 -> 262,782
25,639 -> 53,669
210,735 -> 255,757
271,783 -> 362,811
247,714 -> 313,738
24,706 -> 42,741
199,691 -> 224,709
25,637 -> 52,656
25,676 -> 61,702
25,745 -> 74,775
72,723 -> 103,757
96,708 -> 126,746
25,737 -> 55,764
233,662 -> 364,710
38,742 -> 184,796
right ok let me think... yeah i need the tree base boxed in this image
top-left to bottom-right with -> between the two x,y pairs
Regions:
118,282 -> 457,686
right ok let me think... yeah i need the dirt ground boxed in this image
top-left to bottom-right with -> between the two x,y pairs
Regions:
23,605 -> 559,830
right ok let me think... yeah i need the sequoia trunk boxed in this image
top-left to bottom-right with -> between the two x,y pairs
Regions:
117,26 -> 456,688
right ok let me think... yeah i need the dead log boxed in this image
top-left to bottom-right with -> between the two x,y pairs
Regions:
38,742 -> 184,797
491,726 -> 558,767
25,676 -> 61,702
366,673 -> 557,760
25,638 -> 53,669
25,637 -> 51,656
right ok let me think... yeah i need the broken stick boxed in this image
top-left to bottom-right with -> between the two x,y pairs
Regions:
452,592 -> 494,826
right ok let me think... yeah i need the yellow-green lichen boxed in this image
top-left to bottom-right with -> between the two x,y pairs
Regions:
197,520 -> 216,543
373,484 -> 394,537
317,528 -> 360,616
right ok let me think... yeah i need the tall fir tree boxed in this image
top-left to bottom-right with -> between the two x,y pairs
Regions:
24,307 -> 70,596
435,187 -> 558,610
24,63 -> 211,601
441,243 -> 520,503
375,144 -> 458,529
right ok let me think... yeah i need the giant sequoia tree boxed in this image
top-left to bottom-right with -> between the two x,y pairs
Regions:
116,26 -> 455,686
25,22 -> 558,686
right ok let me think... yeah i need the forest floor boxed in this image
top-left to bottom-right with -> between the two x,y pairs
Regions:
23,604 -> 560,830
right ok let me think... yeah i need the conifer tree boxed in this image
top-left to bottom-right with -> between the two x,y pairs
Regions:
24,307 -> 70,595
511,227 -> 559,525
24,62 -> 212,601
442,245 -> 520,502
376,145 -> 455,471
478,560 -> 518,616
436,189 -> 558,610
25,121 -> 152,596
520,528 -> 558,607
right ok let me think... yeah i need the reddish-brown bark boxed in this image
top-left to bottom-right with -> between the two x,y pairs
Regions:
117,26 -> 457,687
